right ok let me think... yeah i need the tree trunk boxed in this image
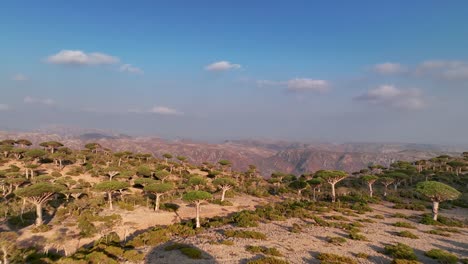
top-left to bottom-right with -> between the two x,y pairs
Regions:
432,201 -> 439,221
195,201 -> 201,228
35,203 -> 43,226
368,183 -> 373,198
312,188 -> 316,201
331,183 -> 336,202
2,247 -> 8,264
155,194 -> 161,211
108,192 -> 113,210
221,189 -> 227,202
383,185 -> 388,197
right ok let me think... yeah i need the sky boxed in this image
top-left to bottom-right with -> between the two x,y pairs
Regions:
1,1 -> 468,144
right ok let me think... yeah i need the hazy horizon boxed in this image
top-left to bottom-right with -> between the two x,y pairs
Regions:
2,1 -> 468,145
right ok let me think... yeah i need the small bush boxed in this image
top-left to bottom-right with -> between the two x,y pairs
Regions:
394,202 -> 426,211
420,214 -> 464,227
180,247 -> 202,259
393,221 -> 417,229
122,250 -> 145,262
384,243 -> 418,260
164,243 -> 203,259
231,211 -> 261,227
328,215 -> 350,221
393,213 -> 409,219
425,229 -> 450,237
211,199 -> 233,206
316,253 -> 357,264
356,252 -> 369,259
224,230 -> 267,240
425,249 -> 458,264
116,201 -> 134,211
391,259 -> 422,264
372,214 -> 385,219
246,245 -> 282,257
247,256 -> 289,264
327,236 -> 347,246
351,202 -> 373,214
349,231 -> 368,241
434,227 -> 460,233
31,224 -> 52,233
397,231 -> 419,239
290,223 -> 302,233
358,218 -> 376,223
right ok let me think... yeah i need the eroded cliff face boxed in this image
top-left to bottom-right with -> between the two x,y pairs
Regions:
0,131 -> 458,176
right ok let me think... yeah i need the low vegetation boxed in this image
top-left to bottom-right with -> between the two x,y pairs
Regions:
0,138 -> 466,263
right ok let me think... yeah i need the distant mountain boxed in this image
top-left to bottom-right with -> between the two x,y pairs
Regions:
0,131 -> 464,176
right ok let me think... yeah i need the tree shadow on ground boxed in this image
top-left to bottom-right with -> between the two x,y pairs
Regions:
145,240 -> 217,264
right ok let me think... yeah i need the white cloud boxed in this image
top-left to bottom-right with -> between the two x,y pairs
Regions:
372,62 -> 405,74
355,85 -> 425,110
149,106 -> 183,115
256,80 -> 282,87
120,64 -> 144,74
287,78 -> 330,93
46,50 -> 119,65
416,60 -> 468,80
12,73 -> 28,81
258,78 -> 330,93
24,96 -> 55,106
0,104 -> 9,111
205,61 -> 241,71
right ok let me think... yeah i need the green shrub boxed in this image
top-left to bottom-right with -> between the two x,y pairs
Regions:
122,250 -> 145,262
166,223 -> 198,237
224,230 -> 267,240
358,218 -> 376,223
355,252 -> 369,259
425,229 -> 450,237
231,211 -> 260,227
434,227 -> 460,233
86,251 -> 119,264
393,221 -> 417,229
384,243 -> 418,260
397,231 -> 419,239
116,201 -> 134,211
393,213 -> 409,219
31,224 -> 52,233
327,236 -> 347,246
420,214 -> 464,227
209,239 -> 235,246
290,223 -> 302,233
348,231 -> 368,241
211,199 -> 233,206
246,245 -> 282,256
164,243 -> 203,259
180,247 -> 202,259
103,246 -> 124,257
247,256 -> 289,264
372,214 -> 385,219
425,249 -> 458,264
391,259 -> 422,264
328,215 -> 350,221
351,202 -> 373,214
316,253 -> 357,264
394,202 -> 426,211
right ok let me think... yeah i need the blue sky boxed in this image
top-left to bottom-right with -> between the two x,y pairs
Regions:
1,1 -> 468,144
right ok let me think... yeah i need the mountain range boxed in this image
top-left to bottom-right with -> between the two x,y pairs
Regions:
0,128 -> 464,176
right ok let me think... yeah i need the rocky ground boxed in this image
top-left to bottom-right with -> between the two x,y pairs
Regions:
145,203 -> 468,264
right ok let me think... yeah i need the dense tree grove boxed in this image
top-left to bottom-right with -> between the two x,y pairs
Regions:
0,138 -> 466,263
